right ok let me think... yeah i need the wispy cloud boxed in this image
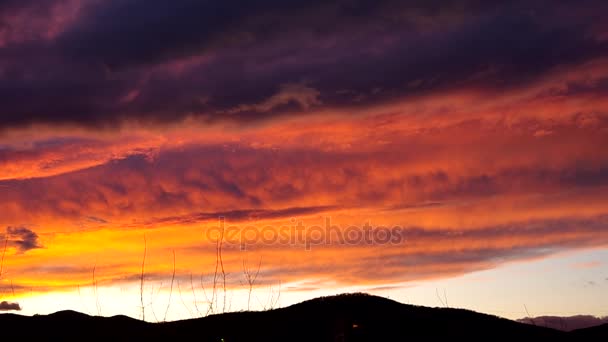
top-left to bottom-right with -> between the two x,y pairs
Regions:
571,261 -> 602,269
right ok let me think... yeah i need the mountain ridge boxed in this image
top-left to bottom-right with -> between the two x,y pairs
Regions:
0,293 -> 604,341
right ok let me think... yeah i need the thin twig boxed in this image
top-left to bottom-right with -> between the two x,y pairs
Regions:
93,263 -> 101,316
219,223 -> 226,313
273,280 -> 282,309
209,218 -> 226,315
77,284 -> 90,315
267,280 -> 282,310
436,288 -> 447,308
199,276 -> 212,313
209,234 -> 220,315
190,272 -> 201,317
1,232 -> 9,279
242,257 -> 261,311
140,235 -> 147,321
524,304 -> 536,326
177,280 -> 194,317
150,285 -> 160,323
163,249 -> 176,322
227,291 -> 233,312
264,284 -> 275,310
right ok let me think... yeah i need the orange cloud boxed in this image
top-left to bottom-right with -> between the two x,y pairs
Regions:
0,59 -> 607,302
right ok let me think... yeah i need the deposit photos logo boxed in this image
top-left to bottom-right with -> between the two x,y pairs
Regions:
204,217 -> 406,250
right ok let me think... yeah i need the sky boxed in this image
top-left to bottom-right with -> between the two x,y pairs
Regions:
0,0 -> 607,321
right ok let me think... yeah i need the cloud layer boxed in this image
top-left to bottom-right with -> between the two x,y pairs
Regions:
1,0 -> 607,129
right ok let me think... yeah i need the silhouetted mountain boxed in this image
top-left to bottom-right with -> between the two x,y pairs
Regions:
517,315 -> 608,331
0,293 -> 604,341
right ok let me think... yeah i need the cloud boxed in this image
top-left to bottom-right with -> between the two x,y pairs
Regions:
2,226 -> 43,253
0,105 -> 605,293
228,83 -> 322,114
0,0 -> 608,299
571,261 -> 602,269
0,301 -> 21,311
145,205 -> 339,226
0,134 -> 162,181
0,0 -> 81,45
0,0 -> 607,129
1,110 -> 608,228
5,210 -> 607,292
85,216 -> 108,224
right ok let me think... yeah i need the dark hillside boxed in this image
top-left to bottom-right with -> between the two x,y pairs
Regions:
2,293 -> 601,341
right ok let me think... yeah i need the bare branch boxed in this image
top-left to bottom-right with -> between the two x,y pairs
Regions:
218,221 -> 226,313
0,232 -> 8,280
209,218 -> 227,314
93,263 -> 101,316
270,280 -> 282,310
242,257 -> 262,311
77,284 -> 90,315
150,285 -> 159,323
524,304 -> 536,326
209,232 -> 220,315
140,235 -> 147,321
199,276 -> 212,314
163,249 -> 176,322
435,288 -> 446,308
190,272 -> 202,317
177,280 -> 193,318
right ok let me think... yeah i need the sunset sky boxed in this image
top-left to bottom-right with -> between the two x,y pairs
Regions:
1,0 -> 607,321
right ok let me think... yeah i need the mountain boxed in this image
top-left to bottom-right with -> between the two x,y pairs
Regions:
0,293 -> 603,341
517,315 -> 608,331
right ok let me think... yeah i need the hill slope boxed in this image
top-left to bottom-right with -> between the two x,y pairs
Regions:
570,323 -> 608,339
0,293 -> 601,341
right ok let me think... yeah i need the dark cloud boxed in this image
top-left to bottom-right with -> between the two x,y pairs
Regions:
0,0 -> 607,129
58,0 -> 333,68
85,216 -> 108,224
145,205 -> 339,226
2,226 -> 43,253
0,0 -> 57,15
384,202 -> 445,212
0,301 -> 21,311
